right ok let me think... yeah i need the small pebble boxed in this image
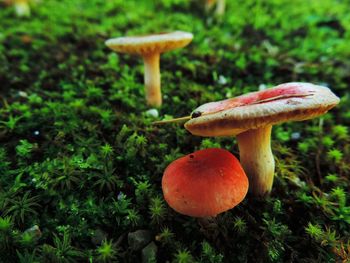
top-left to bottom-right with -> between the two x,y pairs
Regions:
291,132 -> 300,140
146,109 -> 159,118
18,91 -> 28,98
218,75 -> 227,85
128,230 -> 152,251
117,192 -> 124,200
142,242 -> 157,263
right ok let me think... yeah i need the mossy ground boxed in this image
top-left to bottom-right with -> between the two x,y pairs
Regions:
0,0 -> 349,262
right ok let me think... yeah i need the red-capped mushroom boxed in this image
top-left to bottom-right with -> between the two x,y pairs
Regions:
162,148 -> 248,217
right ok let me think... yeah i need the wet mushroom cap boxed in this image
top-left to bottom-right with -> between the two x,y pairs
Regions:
162,148 -> 248,217
105,31 -> 193,55
185,82 -> 340,137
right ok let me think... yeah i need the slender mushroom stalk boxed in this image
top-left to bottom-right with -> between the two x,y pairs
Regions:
14,0 -> 30,17
215,0 -> 225,16
105,31 -> 193,107
237,126 -> 274,196
179,82 -> 340,197
143,53 -> 161,107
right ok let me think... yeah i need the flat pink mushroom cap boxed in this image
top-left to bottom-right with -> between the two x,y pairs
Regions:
185,82 -> 340,137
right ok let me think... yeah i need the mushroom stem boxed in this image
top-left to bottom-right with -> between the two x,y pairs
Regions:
236,125 -> 274,197
215,0 -> 225,16
143,53 -> 162,107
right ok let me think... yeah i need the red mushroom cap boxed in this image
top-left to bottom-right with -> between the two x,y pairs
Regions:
162,148 -> 248,217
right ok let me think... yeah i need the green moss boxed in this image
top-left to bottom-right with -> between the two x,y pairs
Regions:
0,0 -> 349,262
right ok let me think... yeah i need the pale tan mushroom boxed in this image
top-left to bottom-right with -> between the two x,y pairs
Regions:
15,0 -> 30,17
2,0 -> 31,17
105,31 -> 193,107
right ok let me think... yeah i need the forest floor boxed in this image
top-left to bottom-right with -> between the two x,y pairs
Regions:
0,0 -> 349,262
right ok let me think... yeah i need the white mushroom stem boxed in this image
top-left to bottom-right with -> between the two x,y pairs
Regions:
215,0 -> 225,16
143,53 -> 162,107
236,125 -> 275,197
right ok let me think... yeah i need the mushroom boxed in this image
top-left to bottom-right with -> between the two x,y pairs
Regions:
162,148 -> 248,217
105,31 -> 193,107
204,0 -> 226,16
184,83 -> 340,196
14,0 -> 30,17
2,0 -> 31,17
204,0 -> 216,11
215,0 -> 225,16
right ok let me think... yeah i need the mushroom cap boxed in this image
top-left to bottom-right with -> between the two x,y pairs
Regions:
185,82 -> 340,137
162,148 -> 248,217
105,31 -> 193,56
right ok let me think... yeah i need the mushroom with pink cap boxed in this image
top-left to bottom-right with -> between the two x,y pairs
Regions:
156,82 -> 340,196
105,31 -> 193,107
185,82 -> 340,196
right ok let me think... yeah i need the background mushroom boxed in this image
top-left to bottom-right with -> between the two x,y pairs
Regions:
204,0 -> 226,16
162,148 -> 248,217
3,0 -> 31,17
183,82 -> 340,196
204,0 -> 216,11
14,0 -> 30,17
105,31 -> 193,107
